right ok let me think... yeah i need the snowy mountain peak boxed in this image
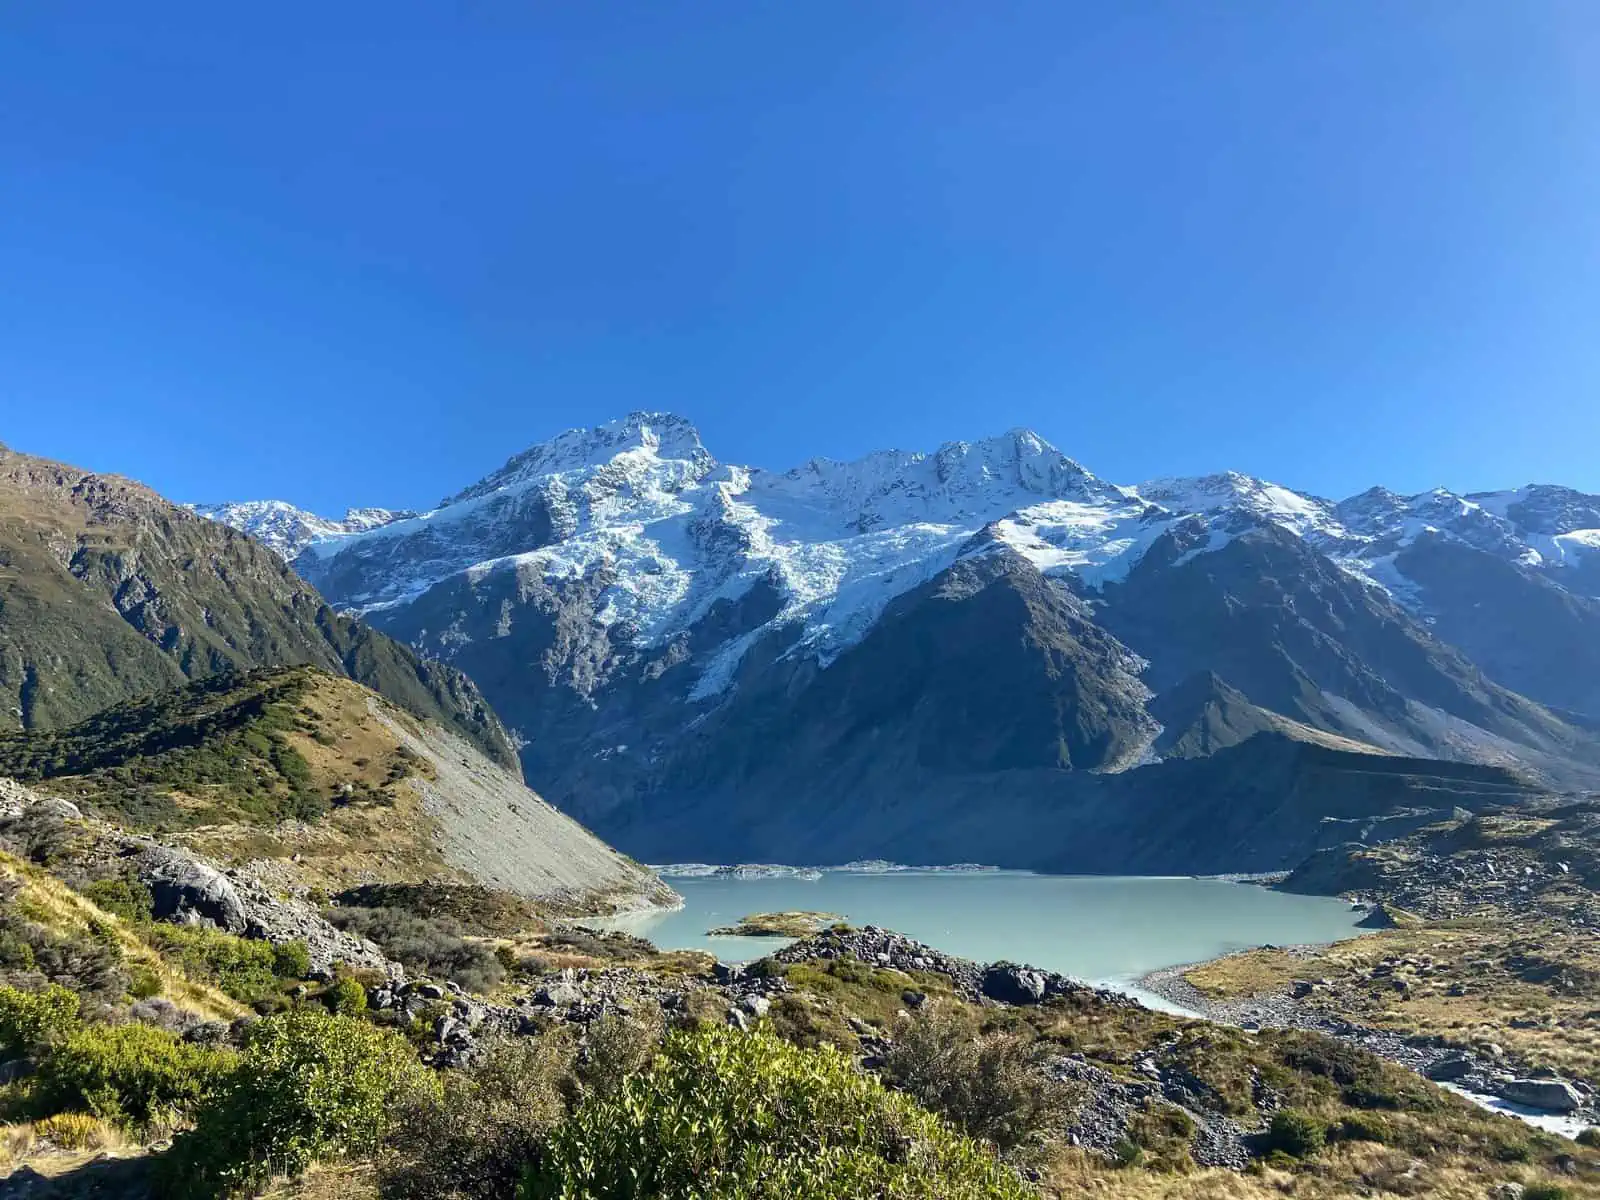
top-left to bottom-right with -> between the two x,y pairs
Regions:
189,499 -> 414,559
1135,471 -> 1342,540
442,412 -> 712,508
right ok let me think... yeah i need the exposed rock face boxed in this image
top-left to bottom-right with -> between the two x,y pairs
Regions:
0,782 -> 394,975
981,963 -> 1048,1005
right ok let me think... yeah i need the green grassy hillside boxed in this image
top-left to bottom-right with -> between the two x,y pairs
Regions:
0,443 -> 514,767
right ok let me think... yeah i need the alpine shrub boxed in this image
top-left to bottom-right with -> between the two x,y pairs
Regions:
38,1021 -> 234,1124
0,983 -> 81,1057
521,1023 -> 1032,1199
163,1006 -> 438,1197
380,1031 -> 579,1200
880,1001 -> 1078,1156
1263,1109 -> 1327,1159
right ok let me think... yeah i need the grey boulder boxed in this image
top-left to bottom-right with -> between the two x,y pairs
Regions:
982,963 -> 1048,1005
139,848 -> 248,933
1497,1078 -> 1583,1113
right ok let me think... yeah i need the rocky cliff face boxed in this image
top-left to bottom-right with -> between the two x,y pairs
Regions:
195,415 -> 1600,866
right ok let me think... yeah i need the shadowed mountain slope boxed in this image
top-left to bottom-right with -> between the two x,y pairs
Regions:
0,444 -> 514,766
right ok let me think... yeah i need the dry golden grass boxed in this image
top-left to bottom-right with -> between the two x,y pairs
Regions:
32,1112 -> 119,1152
256,1161 -> 381,1199
1041,1141 -> 1600,1198
1185,919 -> 1600,1083
0,849 -> 245,1022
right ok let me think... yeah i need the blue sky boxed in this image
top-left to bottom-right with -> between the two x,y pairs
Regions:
3,2 -> 1597,514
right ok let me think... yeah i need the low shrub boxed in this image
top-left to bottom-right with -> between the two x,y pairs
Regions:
880,1002 -> 1078,1156
543,928 -> 654,961
0,983 -> 81,1057
272,940 -> 312,980
127,967 -> 162,1000
328,906 -> 503,993
1278,1032 -> 1432,1112
1333,1112 -> 1390,1144
327,975 -> 368,1016
38,1021 -> 234,1124
1524,1183 -> 1570,1200
142,925 -> 307,1008
0,808 -> 74,866
162,1006 -> 438,1198
380,1032 -> 579,1200
1576,1126 -> 1600,1149
1262,1109 -> 1326,1159
578,1007 -> 663,1100
522,1023 -> 1032,1199
78,878 -> 154,923
0,907 -> 128,1004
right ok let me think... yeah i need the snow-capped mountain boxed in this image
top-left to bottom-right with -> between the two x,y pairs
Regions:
197,413 -> 1600,868
190,500 -> 415,560
204,413 -> 1600,647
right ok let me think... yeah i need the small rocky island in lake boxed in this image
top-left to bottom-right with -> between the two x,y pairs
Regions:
708,911 -> 844,937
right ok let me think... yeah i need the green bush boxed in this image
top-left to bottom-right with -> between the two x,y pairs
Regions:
521,1023 -> 1032,1199
79,878 -> 155,923
880,1002 -> 1078,1156
380,1032 -> 579,1200
163,1006 -> 438,1197
0,906 -> 128,1003
1278,1033 -> 1431,1112
327,975 -> 368,1016
38,1021 -> 234,1123
1525,1185 -> 1569,1200
142,925 -> 306,1007
272,940 -> 312,980
1332,1112 -> 1390,1144
577,1008 -> 662,1101
127,967 -> 162,1000
1576,1127 -> 1600,1149
0,983 -> 81,1057
1262,1109 -> 1326,1159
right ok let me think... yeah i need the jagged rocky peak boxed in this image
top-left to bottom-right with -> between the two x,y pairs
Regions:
441,412 -> 715,508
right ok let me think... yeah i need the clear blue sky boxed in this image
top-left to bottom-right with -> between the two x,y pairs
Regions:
3,3 -> 1597,514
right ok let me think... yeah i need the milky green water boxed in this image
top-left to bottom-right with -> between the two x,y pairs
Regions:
602,871 -> 1369,1007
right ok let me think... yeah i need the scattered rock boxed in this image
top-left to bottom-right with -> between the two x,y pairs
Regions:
982,963 -> 1048,1005
1425,1055 -> 1474,1083
1496,1078 -> 1583,1113
534,981 -> 583,1008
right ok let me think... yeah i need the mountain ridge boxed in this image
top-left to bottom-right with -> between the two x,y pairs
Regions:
188,414 -> 1600,864
0,443 -> 514,766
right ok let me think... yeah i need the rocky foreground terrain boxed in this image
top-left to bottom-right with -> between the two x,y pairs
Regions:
1142,798 -> 1600,1144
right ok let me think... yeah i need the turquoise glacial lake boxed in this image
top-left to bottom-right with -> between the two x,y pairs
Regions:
599,870 -> 1370,1007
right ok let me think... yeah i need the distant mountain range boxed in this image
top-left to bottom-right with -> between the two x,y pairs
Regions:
185,413 -> 1600,870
